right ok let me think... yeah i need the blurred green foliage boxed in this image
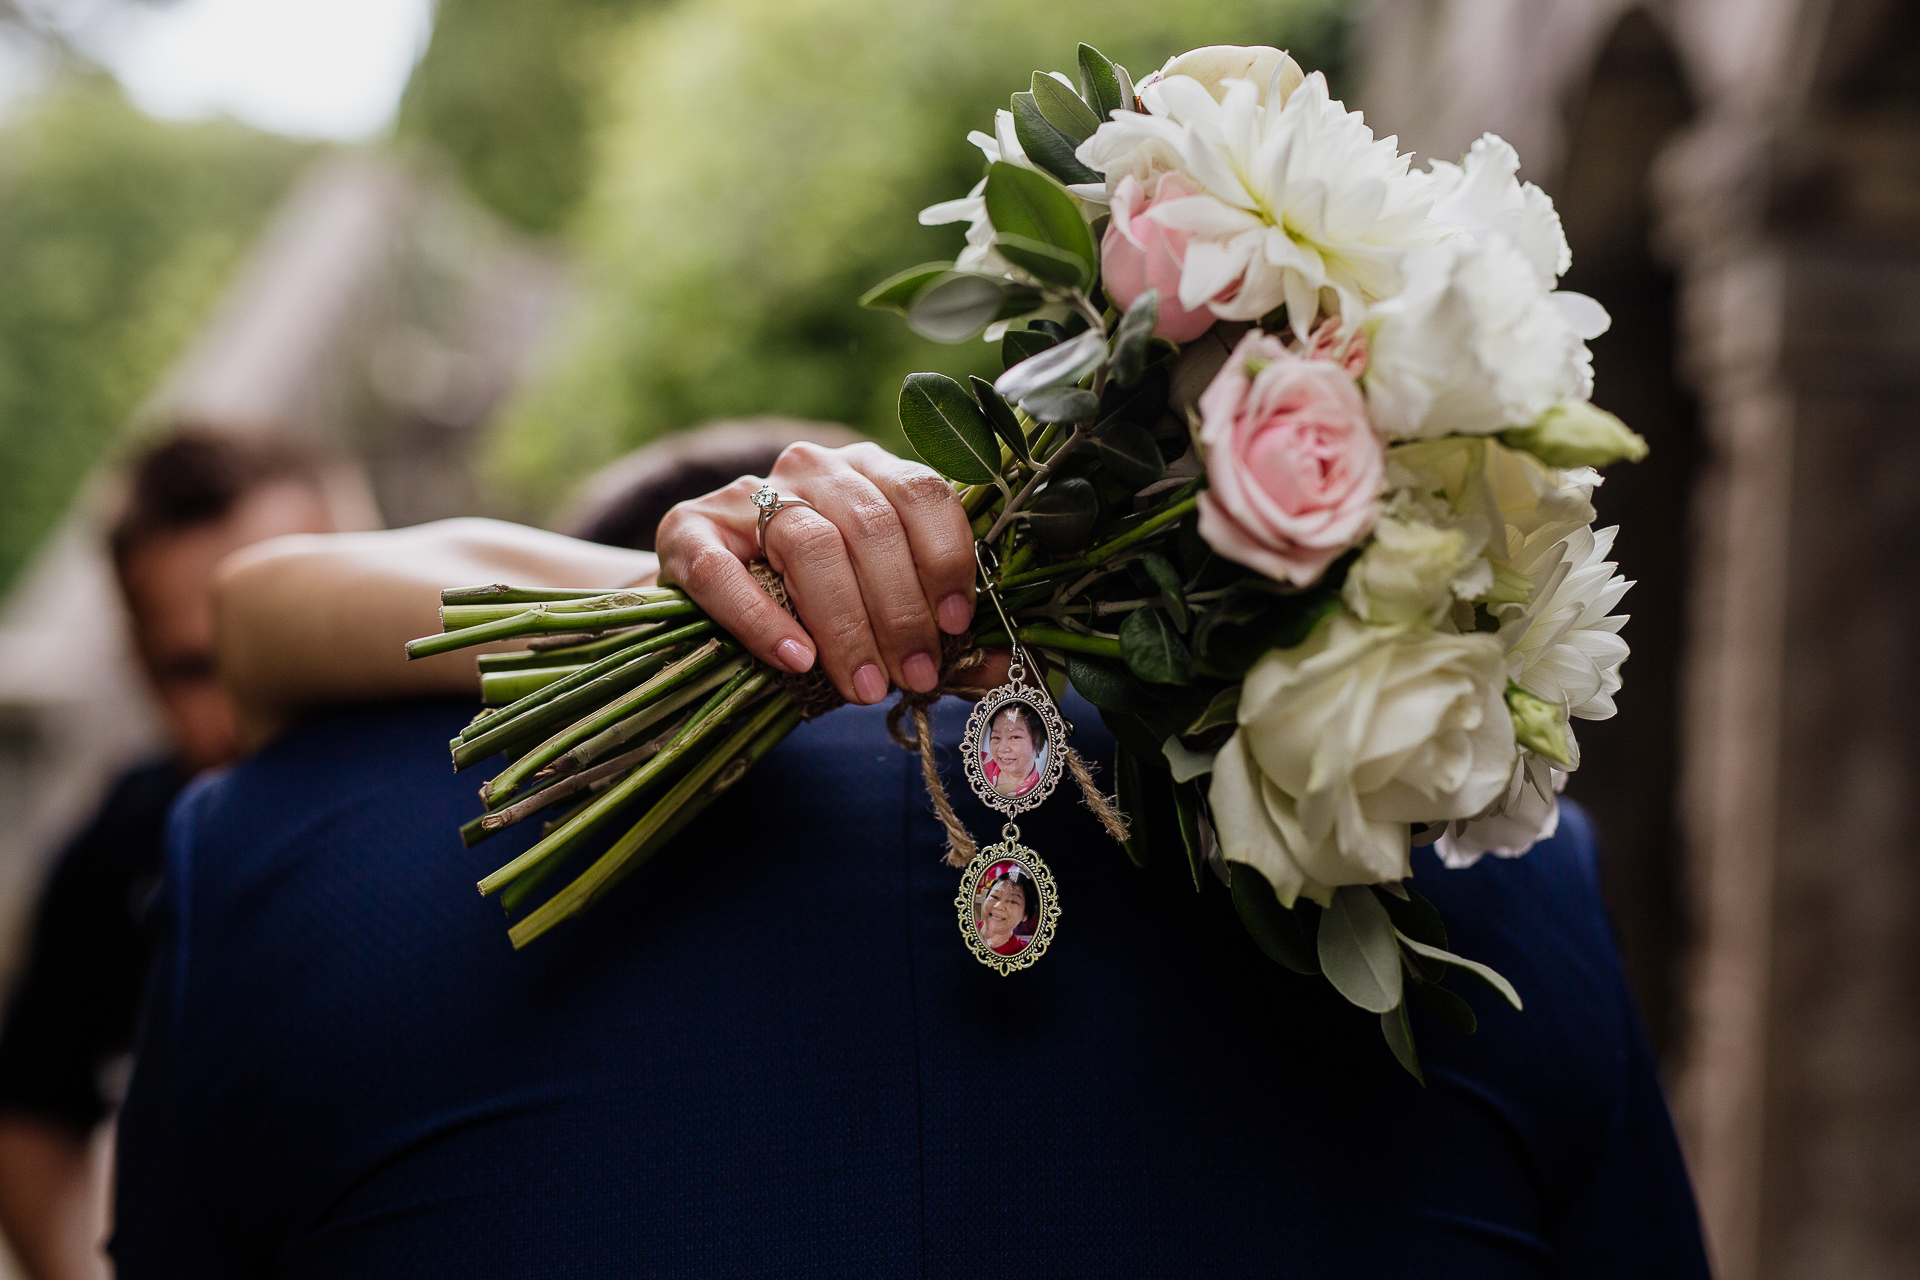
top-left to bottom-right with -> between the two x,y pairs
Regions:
398,0 -> 662,234
0,78 -> 307,592
486,0 -> 1350,513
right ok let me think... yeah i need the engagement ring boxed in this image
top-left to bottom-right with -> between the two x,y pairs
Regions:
752,485 -> 815,551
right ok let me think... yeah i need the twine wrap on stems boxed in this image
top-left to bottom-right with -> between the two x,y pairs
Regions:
746,561 -> 1128,867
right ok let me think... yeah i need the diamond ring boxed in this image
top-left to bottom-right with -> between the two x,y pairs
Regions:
753,484 -> 816,552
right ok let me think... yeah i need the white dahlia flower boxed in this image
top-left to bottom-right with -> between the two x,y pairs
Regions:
1074,70 -> 1436,335
1429,751 -> 1568,868
1493,521 -> 1633,722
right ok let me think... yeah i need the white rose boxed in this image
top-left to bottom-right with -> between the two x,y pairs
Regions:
1362,238 -> 1601,439
1341,515 -> 1485,627
1425,134 -> 1571,291
1210,614 -> 1518,906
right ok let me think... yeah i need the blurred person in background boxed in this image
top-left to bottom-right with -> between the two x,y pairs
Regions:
0,432 -> 339,1280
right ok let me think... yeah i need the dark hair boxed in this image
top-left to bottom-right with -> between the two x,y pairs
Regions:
560,417 -> 863,551
983,868 -> 1038,926
990,699 -> 1046,746
108,429 -> 325,568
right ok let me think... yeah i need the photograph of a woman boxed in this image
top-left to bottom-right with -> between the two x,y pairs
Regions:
974,863 -> 1038,956
982,701 -> 1047,801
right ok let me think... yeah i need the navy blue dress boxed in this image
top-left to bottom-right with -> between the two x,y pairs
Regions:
113,695 -> 1709,1278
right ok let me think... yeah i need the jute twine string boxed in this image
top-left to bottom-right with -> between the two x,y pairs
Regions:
748,561 -> 1127,867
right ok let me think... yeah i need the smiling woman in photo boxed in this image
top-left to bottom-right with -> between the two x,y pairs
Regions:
983,702 -> 1046,801
975,865 -> 1036,955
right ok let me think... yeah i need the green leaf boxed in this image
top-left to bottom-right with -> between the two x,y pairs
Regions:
1229,862 -> 1321,974
1109,288 -> 1159,387
858,261 -> 953,314
1077,44 -> 1126,121
1065,652 -> 1147,714
1186,685 -> 1241,735
907,273 -> 1038,344
1093,419 -> 1167,490
1028,476 -> 1100,552
1375,884 -> 1448,950
1411,978 -> 1478,1034
967,375 -> 1030,464
1138,551 -> 1187,632
984,160 -> 1098,272
993,232 -> 1091,290
1380,1001 -> 1425,1085
996,328 -> 1105,401
1114,745 -> 1152,869
1395,931 -> 1524,1011
1002,327 -> 1056,369
1317,886 -> 1404,1013
897,373 -> 1002,485
1030,71 -> 1103,145
1009,93 -> 1107,187
1120,607 -> 1194,686
1172,777 -> 1206,891
1022,386 -> 1099,423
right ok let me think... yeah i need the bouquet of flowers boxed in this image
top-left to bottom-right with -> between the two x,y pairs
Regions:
410,42 -> 1645,1079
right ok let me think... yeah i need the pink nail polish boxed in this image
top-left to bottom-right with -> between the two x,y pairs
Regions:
938,593 -> 971,634
853,663 -> 888,705
775,638 -> 813,673
903,652 -> 938,693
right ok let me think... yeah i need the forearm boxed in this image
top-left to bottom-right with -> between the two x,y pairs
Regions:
216,518 -> 657,746
0,1117 -> 106,1280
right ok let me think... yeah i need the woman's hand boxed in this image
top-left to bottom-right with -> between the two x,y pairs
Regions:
656,442 -> 977,705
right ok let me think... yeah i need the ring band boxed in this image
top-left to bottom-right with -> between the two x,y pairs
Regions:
752,484 -> 816,552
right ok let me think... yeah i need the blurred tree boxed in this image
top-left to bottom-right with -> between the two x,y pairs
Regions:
397,0 -> 661,234
485,0 -> 1350,514
0,77 -> 308,592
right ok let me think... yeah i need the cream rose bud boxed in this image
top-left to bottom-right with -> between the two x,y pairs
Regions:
1195,330 -> 1384,587
1501,401 -> 1649,469
1341,515 -> 1480,627
1141,45 -> 1304,106
1210,616 -> 1519,906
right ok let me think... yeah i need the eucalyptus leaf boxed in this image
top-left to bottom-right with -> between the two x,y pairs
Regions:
1076,44 -> 1125,120
1009,92 -> 1106,186
1002,327 -> 1056,369
1317,886 -> 1404,1013
1160,735 -> 1215,784
983,160 -> 1097,271
967,375 -> 1030,464
1394,930 -> 1524,1010
1109,288 -> 1159,387
1138,551 -> 1187,631
858,261 -> 953,314
1229,862 -> 1320,974
1028,477 -> 1100,552
993,232 -> 1091,290
1380,1001 -> 1425,1085
996,329 -> 1105,401
1093,419 -> 1166,490
907,273 -> 1036,344
1114,62 -> 1136,112
1186,685 -> 1241,735
1022,386 -> 1099,423
1031,71 -> 1103,144
1114,745 -> 1151,869
1119,607 -> 1194,686
897,373 -> 1001,485
1376,884 -> 1448,951
1101,707 -> 1167,761
1412,978 -> 1478,1035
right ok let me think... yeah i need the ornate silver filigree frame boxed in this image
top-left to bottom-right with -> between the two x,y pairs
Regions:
955,838 -> 1061,976
960,681 -> 1067,819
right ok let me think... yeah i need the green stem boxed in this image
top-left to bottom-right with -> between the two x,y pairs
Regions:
407,599 -> 698,660
442,588 -> 681,631
479,665 -> 582,707
997,492 -> 1200,590
505,696 -> 801,946
476,623 -> 670,673
440,584 -> 621,606
1007,626 -> 1123,659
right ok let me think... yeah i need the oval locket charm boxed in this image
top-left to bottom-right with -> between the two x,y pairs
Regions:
955,652 -> 1065,973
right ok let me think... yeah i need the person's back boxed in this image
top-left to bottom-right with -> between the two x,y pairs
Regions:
113,693 -> 1708,1278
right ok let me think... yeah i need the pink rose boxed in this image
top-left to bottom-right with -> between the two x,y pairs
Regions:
1196,330 -> 1383,586
1100,174 -> 1217,343
1304,318 -> 1370,378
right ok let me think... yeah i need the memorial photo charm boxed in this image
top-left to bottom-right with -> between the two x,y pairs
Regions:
960,681 -> 1067,817
956,833 -> 1060,975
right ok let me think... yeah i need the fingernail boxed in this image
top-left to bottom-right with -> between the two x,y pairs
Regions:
938,593 -> 972,634
853,663 -> 888,705
775,638 -> 814,673
903,652 -> 938,693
